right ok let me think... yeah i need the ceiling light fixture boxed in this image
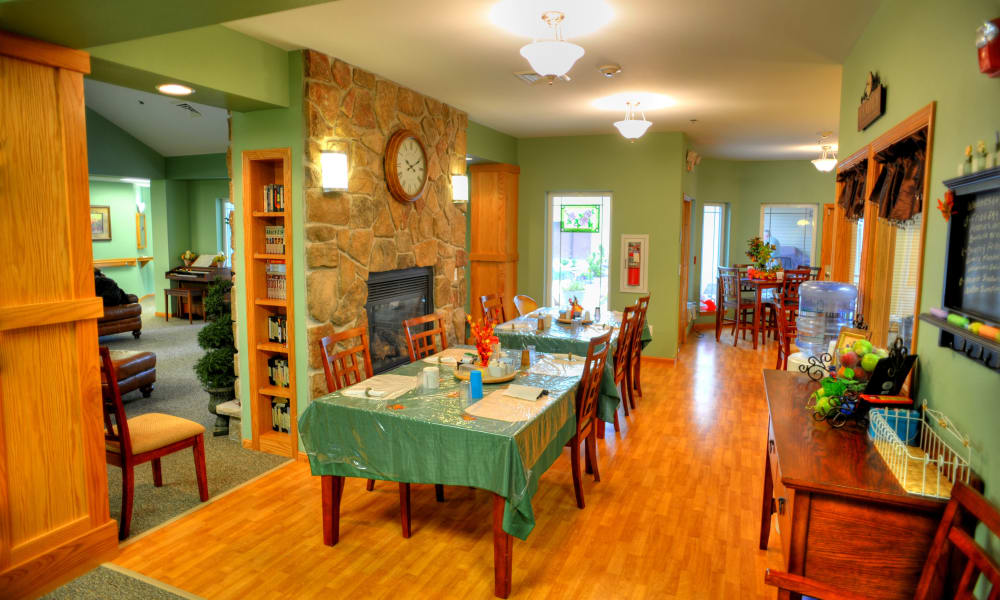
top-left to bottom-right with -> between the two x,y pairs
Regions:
812,145 -> 838,172
157,83 -> 194,96
519,11 -> 584,78
614,101 -> 652,140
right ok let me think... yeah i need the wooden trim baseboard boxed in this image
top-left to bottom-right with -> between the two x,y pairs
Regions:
138,294 -> 154,301
641,356 -> 676,366
241,438 -> 253,450
693,322 -> 716,331
154,312 -> 167,318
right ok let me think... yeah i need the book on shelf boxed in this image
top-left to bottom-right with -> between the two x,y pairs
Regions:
264,184 -> 285,212
264,225 -> 285,254
267,315 -> 288,344
267,356 -> 290,388
265,260 -> 287,300
270,397 -> 290,433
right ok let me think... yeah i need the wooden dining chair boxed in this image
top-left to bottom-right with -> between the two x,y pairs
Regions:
479,293 -> 507,325
512,294 -> 538,317
319,326 -> 378,492
402,313 -> 448,361
765,481 -> 1000,600
100,346 -> 208,540
719,268 -> 756,346
773,293 -> 797,370
611,305 -> 638,426
566,329 -> 612,509
796,264 -> 821,280
715,266 -> 740,342
628,295 -> 650,409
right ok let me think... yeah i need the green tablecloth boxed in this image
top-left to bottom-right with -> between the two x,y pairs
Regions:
299,357 -> 580,540
494,307 -> 653,423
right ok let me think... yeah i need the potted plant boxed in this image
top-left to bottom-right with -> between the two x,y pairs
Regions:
180,249 -> 197,267
195,279 -> 236,436
746,236 -> 776,279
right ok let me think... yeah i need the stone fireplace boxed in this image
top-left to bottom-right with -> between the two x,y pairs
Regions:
365,267 -> 434,373
303,50 -> 469,399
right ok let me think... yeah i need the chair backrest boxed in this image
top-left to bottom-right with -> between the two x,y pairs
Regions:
99,346 -> 133,458
479,294 -> 507,325
612,305 -> 638,382
915,481 -> 1000,600
631,295 -> 650,357
575,330 -> 612,433
796,264 -> 821,280
774,294 -> 796,342
403,313 -> 448,362
780,268 -> 812,307
319,326 -> 374,392
719,266 -> 740,302
512,294 -> 538,317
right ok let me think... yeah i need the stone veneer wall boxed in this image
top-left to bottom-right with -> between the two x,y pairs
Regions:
301,49 -> 469,400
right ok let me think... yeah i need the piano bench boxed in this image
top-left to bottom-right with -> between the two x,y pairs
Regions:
164,288 -> 205,324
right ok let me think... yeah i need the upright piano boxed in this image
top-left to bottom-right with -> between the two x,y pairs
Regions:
164,265 -> 232,319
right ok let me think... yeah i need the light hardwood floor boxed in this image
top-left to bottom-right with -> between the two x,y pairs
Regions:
112,332 -> 784,598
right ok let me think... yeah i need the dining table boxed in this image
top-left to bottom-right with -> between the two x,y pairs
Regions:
493,306 -> 652,425
740,278 -> 782,349
298,346 -> 589,598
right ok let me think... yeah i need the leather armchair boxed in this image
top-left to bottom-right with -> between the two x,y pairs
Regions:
98,294 -> 142,339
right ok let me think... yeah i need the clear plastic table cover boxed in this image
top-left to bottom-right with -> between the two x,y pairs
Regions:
495,306 -> 653,423
299,354 -> 580,540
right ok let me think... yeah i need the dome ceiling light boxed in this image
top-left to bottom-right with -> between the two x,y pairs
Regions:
613,101 -> 652,140
811,132 -> 838,172
518,11 -> 584,78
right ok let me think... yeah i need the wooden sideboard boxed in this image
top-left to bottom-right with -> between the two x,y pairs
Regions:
759,370 -> 948,600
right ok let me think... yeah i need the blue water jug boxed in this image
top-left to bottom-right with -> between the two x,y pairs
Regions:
469,370 -> 484,399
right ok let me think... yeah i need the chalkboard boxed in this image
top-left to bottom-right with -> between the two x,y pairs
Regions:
942,168 -> 1000,325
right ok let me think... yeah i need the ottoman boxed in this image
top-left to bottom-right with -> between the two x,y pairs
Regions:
101,350 -> 157,400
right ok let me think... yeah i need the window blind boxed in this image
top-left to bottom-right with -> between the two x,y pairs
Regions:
761,205 -> 815,269
888,214 -> 921,346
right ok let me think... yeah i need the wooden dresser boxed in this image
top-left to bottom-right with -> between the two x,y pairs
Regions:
760,370 -> 947,600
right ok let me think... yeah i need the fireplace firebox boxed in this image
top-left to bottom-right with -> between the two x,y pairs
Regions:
364,267 -> 434,374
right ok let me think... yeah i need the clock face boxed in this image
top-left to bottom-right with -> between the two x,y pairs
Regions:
395,136 -> 426,196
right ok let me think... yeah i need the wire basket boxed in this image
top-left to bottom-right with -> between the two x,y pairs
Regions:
868,402 -> 971,499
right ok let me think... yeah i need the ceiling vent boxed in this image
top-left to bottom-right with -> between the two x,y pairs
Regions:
174,102 -> 203,118
513,70 -> 571,85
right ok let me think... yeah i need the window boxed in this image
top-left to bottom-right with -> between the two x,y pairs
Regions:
887,213 -> 921,349
760,204 -> 817,269
849,217 -> 864,287
546,194 -> 611,310
700,203 -> 725,302
223,200 -> 235,267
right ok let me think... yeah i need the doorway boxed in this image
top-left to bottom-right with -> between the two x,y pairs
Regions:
678,195 -> 693,347
545,193 -> 612,310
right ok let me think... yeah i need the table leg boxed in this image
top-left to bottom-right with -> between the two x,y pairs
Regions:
759,448 -> 774,550
753,287 -> 762,349
492,493 -> 512,598
322,475 -> 344,546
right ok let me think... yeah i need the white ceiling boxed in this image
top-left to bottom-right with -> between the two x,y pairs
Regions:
225,0 -> 880,159
84,79 -> 229,157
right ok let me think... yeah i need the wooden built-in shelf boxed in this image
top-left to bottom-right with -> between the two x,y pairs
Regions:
243,147 -> 297,458
93,256 -> 154,268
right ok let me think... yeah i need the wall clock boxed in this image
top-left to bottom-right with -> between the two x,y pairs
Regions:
384,129 -> 428,203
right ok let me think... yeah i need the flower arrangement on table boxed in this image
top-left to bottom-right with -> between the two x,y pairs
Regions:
567,296 -> 584,318
180,249 -> 197,266
467,315 -> 499,367
211,254 -> 225,265
745,237 -> 779,279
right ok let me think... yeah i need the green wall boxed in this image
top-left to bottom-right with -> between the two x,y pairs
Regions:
838,0 -> 1000,518
166,153 -> 228,180
90,180 -> 156,297
188,179 -> 229,255
230,51 -> 306,440
86,108 -> 165,179
467,121 -> 518,165
517,132 -> 687,358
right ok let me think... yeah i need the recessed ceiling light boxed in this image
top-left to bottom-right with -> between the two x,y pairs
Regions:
490,0 -> 613,39
157,83 -> 194,96
593,92 -> 675,112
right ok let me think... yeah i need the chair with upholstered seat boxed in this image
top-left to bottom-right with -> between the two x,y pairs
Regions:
100,346 -> 208,540
479,293 -> 507,325
513,294 -> 539,317
565,329 -> 611,509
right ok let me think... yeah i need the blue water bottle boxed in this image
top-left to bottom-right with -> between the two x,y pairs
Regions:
469,370 -> 484,399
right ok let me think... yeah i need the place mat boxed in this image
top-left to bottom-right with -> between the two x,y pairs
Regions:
497,321 -> 537,332
528,354 -> 585,377
465,389 -> 551,422
422,347 -> 476,364
341,374 -> 417,401
504,384 -> 546,401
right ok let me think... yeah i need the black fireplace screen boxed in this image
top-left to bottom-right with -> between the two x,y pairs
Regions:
364,267 -> 434,374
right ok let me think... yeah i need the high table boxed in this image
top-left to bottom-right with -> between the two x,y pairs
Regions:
493,306 -> 652,424
299,349 -> 583,598
740,278 -> 781,349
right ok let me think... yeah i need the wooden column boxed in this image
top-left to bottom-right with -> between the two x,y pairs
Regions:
0,32 -> 119,598
470,164 -> 520,323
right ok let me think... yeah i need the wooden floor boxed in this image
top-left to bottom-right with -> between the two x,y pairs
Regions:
112,331 -> 784,598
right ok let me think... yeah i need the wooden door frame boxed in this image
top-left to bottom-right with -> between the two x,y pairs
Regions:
678,195 -> 693,347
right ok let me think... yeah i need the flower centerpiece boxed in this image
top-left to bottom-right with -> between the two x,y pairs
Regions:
211,254 -> 225,265
467,315 -> 499,367
568,296 -> 584,318
180,249 -> 197,266
745,237 -> 776,279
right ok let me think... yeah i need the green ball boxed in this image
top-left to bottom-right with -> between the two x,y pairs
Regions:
861,353 -> 881,372
852,340 -> 874,356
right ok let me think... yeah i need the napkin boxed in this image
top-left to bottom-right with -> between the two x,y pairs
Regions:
341,374 -> 417,401
464,389 -> 549,422
504,384 -> 546,401
422,348 -> 475,365
497,321 -> 536,332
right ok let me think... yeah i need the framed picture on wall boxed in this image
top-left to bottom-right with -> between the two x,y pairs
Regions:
620,234 -> 649,294
90,206 -> 111,241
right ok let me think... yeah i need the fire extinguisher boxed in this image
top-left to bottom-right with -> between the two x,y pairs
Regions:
627,245 -> 640,286
977,18 -> 1000,77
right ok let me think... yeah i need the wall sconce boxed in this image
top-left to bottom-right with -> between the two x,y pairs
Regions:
451,174 -> 469,203
321,151 -> 349,191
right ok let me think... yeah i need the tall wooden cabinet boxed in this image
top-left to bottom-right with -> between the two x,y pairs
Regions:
470,163 -> 520,322
241,149 -> 298,458
0,32 -> 118,598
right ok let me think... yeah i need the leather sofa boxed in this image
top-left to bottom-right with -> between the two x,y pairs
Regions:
98,294 -> 142,339
101,350 -> 156,399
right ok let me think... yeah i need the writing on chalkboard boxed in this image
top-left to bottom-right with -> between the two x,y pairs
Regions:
957,191 -> 1000,321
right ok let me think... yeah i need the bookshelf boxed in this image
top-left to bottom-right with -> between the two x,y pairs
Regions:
241,148 -> 297,458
